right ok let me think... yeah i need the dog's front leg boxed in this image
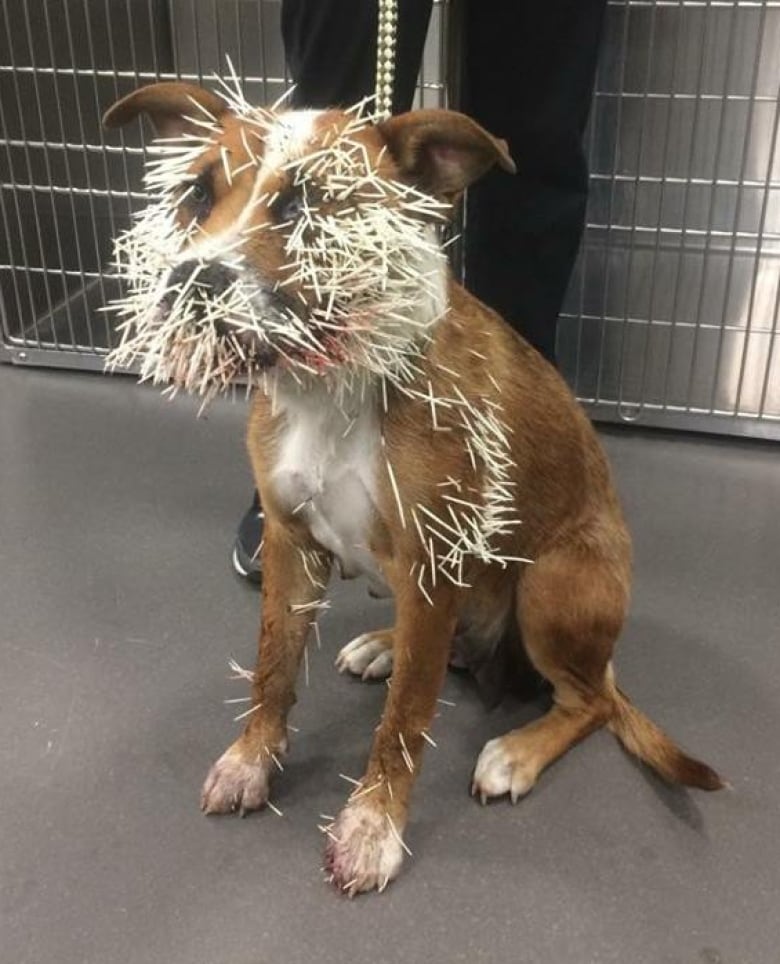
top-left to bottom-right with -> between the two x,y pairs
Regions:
201,517 -> 330,816
325,584 -> 456,895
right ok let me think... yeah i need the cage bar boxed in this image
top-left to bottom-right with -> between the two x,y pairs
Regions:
1,0 -> 777,438
558,0 -> 780,438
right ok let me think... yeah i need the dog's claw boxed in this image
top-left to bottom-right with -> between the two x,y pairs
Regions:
200,744 -> 271,815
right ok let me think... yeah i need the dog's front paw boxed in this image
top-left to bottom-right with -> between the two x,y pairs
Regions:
200,742 -> 272,816
323,801 -> 406,896
471,736 -> 539,805
335,631 -> 393,681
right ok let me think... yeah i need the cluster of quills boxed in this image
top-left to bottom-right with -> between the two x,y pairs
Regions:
105,66 -> 452,406
105,66 -> 528,603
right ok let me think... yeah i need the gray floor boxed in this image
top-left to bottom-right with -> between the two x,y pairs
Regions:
1,362 -> 778,964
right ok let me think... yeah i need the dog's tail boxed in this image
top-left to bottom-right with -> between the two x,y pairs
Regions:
606,682 -> 724,791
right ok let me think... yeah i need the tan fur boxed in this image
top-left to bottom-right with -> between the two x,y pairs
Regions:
105,86 -> 723,895
233,277 -> 723,880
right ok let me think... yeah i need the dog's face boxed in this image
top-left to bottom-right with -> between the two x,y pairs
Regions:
103,81 -> 514,397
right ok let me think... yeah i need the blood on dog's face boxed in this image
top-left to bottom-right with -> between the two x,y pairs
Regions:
103,81 -> 512,399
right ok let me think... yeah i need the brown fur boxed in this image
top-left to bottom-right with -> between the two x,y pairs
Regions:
105,86 -> 723,895
237,272 -> 723,889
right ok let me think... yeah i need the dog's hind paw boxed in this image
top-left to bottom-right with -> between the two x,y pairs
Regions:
323,802 -> 405,896
471,736 -> 539,805
335,631 -> 393,681
200,743 -> 271,816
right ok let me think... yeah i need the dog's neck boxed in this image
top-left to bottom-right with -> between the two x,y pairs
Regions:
263,237 -> 450,410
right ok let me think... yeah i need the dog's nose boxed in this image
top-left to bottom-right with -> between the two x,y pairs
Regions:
167,260 -> 238,298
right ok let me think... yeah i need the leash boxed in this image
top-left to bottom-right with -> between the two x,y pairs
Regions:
375,0 -> 398,117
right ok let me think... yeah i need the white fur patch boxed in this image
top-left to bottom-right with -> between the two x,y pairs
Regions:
264,109 -> 322,167
200,742 -> 272,815
271,382 -> 388,593
472,736 -> 538,804
325,801 -> 405,895
179,110 -> 323,269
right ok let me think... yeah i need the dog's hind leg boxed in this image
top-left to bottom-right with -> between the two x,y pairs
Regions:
472,541 -> 626,803
200,518 -> 331,815
472,533 -> 723,801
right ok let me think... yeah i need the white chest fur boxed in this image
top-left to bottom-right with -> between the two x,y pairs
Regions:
269,385 -> 387,592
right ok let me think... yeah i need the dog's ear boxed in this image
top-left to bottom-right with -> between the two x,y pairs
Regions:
102,82 -> 227,137
378,109 -> 516,203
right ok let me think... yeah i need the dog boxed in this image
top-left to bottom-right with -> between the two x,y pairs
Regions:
103,80 -> 723,896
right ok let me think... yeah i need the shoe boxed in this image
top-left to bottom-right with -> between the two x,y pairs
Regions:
232,491 -> 264,584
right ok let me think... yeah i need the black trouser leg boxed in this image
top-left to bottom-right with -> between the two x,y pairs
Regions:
236,2 -> 432,580
236,1 -> 605,576
281,0 -> 433,111
461,0 -> 607,363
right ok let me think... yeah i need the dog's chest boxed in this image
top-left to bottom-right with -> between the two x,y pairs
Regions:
270,393 -> 385,587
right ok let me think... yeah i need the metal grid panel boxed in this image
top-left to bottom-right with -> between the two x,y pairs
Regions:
559,0 -> 780,438
0,0 -> 451,371
2,1 -> 778,439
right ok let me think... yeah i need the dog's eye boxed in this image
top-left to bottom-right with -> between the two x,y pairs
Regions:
273,191 -> 306,224
190,181 -> 208,204
182,177 -> 212,221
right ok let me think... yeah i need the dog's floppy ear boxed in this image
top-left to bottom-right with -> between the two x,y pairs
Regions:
102,82 -> 227,137
378,109 -> 516,203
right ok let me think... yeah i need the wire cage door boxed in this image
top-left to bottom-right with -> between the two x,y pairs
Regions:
558,0 -> 780,439
1,0 -> 778,439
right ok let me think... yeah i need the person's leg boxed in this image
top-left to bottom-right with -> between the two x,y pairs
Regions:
281,0 -> 432,112
232,489 -> 263,583
461,0 -> 607,364
233,0 -> 433,582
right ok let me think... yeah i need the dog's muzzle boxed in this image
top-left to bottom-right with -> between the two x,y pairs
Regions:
160,259 -> 300,369
161,260 -> 241,338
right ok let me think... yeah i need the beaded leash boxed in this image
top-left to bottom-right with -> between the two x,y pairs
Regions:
375,0 -> 399,117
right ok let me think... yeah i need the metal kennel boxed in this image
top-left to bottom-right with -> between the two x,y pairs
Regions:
1,0 -> 778,439
557,0 -> 780,439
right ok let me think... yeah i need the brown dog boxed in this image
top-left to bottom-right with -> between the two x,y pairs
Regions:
104,82 -> 723,896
